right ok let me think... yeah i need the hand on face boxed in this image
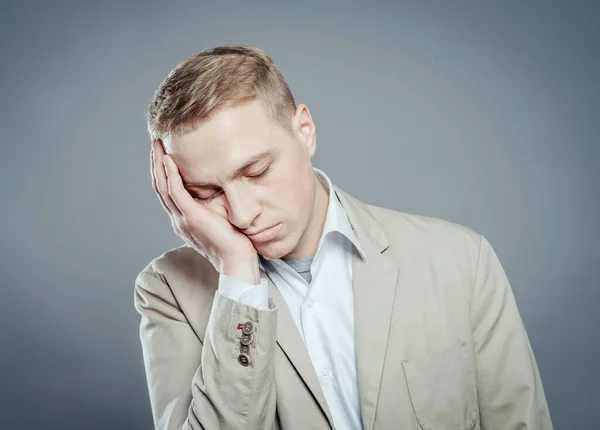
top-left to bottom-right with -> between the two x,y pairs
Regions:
150,140 -> 258,274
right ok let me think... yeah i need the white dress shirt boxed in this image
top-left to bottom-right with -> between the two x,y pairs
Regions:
217,167 -> 367,430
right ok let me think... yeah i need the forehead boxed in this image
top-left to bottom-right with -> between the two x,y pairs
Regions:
166,100 -> 273,148
164,101 -> 284,180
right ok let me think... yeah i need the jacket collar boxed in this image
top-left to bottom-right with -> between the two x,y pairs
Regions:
258,167 -> 366,271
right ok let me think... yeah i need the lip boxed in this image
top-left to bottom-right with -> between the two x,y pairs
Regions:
246,223 -> 282,242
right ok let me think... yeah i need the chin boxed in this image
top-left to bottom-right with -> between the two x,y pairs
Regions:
256,245 -> 284,260
256,237 -> 295,260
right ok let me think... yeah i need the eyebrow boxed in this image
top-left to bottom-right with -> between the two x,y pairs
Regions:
183,149 -> 276,188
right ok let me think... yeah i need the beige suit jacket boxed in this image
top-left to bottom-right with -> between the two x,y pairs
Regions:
134,185 -> 553,429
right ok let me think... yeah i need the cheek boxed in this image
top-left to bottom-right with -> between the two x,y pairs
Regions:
269,180 -> 296,208
270,171 -> 314,215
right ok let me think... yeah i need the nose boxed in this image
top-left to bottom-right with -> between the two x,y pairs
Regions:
225,186 -> 260,230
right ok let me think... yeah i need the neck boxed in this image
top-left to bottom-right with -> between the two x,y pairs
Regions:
282,173 -> 329,260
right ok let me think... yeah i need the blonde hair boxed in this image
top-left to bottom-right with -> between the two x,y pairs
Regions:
145,44 -> 296,142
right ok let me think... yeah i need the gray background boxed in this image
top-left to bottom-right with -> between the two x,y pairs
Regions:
0,0 -> 597,428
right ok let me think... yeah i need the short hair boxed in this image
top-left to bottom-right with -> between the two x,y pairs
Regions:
145,44 -> 296,142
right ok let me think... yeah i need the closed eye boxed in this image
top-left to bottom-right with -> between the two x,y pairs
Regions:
194,191 -> 222,202
194,167 -> 272,202
248,166 -> 272,180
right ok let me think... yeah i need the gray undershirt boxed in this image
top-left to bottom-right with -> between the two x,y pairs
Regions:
283,256 -> 314,284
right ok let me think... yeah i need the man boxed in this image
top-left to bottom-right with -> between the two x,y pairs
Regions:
134,44 -> 553,429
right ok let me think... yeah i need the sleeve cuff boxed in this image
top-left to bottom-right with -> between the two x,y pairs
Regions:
218,273 -> 270,310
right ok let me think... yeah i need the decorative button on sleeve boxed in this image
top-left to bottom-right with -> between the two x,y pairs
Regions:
238,353 -> 250,366
241,333 -> 254,346
242,321 -> 255,335
237,321 -> 256,366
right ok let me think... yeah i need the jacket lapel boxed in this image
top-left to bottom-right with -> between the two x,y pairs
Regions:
261,185 -> 398,430
262,268 -> 336,428
334,186 -> 399,430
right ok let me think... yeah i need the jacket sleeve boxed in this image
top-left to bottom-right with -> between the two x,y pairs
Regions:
470,235 -> 553,429
134,269 -> 280,430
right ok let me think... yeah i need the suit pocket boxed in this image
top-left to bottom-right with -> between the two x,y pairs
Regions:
402,340 -> 478,430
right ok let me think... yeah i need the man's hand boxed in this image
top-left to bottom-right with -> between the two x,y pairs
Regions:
150,140 -> 260,285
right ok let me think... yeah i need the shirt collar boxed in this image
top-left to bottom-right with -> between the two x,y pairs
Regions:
259,167 -> 367,270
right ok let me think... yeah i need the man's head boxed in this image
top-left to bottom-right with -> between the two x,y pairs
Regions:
145,45 -> 328,260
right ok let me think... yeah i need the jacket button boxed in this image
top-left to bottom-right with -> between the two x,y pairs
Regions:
238,353 -> 250,366
240,344 -> 251,354
242,321 -> 255,335
241,333 -> 254,346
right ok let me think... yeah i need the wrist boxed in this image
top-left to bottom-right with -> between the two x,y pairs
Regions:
220,253 -> 260,285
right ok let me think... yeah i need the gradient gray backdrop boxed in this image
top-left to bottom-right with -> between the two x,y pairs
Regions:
1,1 -> 597,428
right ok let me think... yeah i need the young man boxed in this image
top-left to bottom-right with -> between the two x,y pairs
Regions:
135,45 -> 553,429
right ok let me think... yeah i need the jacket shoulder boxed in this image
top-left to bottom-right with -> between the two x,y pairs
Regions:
134,243 -> 217,307
136,243 -> 213,283
363,202 -> 484,264
134,244 -> 217,339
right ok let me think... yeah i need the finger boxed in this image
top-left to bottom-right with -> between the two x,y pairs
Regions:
153,143 -> 183,217
151,142 -> 172,213
163,154 -> 200,219
154,144 -> 182,217
150,143 -> 169,212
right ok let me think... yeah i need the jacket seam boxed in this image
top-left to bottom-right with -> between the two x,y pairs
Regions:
469,234 -> 485,315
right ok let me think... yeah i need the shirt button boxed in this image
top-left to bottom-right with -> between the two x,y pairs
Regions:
322,368 -> 331,379
306,298 -> 314,308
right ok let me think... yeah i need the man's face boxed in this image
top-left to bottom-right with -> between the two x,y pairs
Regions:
162,100 -> 323,260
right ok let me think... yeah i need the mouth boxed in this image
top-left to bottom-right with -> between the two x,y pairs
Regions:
247,225 -> 275,236
246,223 -> 282,242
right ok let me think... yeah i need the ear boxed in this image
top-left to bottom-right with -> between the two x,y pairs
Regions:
291,104 -> 317,158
